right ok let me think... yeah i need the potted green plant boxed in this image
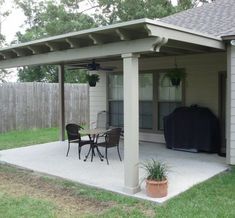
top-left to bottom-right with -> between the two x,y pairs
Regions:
165,68 -> 186,86
86,74 -> 100,87
143,159 -> 168,198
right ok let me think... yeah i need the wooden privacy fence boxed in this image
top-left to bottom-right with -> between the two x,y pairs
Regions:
0,82 -> 89,133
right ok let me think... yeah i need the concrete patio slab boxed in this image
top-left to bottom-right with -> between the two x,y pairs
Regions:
0,139 -> 228,203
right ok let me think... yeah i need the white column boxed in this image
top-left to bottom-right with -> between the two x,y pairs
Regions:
226,43 -> 235,165
122,53 -> 141,194
58,64 -> 65,141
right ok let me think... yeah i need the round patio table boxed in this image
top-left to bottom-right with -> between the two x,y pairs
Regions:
80,128 -> 108,162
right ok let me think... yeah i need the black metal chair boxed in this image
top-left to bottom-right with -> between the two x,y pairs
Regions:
96,128 -> 122,165
91,110 -> 109,129
66,123 -> 92,159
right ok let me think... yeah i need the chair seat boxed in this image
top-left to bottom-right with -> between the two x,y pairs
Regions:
70,139 -> 80,143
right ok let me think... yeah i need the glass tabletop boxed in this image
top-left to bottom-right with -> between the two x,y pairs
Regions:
80,128 -> 108,135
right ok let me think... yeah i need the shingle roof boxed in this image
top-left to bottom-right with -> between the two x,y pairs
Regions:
161,0 -> 235,37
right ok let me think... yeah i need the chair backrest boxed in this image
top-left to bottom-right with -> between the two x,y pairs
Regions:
66,123 -> 82,141
97,111 -> 109,129
106,128 -> 122,147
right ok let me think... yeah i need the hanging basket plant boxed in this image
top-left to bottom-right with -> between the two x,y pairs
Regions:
165,68 -> 186,87
86,74 -> 100,87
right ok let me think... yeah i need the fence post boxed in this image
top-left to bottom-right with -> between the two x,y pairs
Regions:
59,64 -> 65,141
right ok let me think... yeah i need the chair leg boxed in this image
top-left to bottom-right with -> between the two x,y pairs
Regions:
117,145 -> 122,161
66,142 -> 70,157
105,147 -> 109,165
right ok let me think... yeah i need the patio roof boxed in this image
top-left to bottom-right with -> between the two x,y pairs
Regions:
0,18 -> 225,69
0,18 -> 229,196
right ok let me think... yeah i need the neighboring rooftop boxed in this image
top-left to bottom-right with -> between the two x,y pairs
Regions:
161,0 -> 235,37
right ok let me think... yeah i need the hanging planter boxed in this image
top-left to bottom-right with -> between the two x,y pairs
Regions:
86,74 -> 100,87
165,68 -> 186,87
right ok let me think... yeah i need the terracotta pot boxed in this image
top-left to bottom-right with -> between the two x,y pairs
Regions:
146,179 -> 168,198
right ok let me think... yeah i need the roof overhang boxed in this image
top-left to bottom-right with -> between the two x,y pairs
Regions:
221,35 -> 235,47
0,18 -> 225,69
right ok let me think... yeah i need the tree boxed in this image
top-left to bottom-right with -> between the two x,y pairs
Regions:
18,66 -> 87,83
0,0 -> 11,82
92,0 -> 175,25
177,0 -> 215,10
15,0 -> 96,83
92,0 -> 216,25
15,0 -> 96,40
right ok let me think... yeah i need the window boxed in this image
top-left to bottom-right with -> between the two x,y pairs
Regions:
108,71 -> 183,131
108,74 -> 123,127
158,73 -> 183,130
108,73 -> 153,129
139,74 -> 153,129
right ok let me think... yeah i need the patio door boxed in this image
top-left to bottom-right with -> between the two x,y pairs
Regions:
219,71 -> 227,156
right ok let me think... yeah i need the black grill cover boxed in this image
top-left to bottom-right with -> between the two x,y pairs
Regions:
164,106 -> 220,153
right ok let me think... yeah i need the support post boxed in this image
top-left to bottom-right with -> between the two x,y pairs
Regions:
227,44 -> 235,165
122,53 -> 141,194
59,64 -> 65,141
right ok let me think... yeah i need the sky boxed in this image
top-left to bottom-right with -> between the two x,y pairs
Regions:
1,0 -> 178,82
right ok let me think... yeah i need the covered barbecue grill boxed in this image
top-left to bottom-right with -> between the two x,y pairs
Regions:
164,105 -> 220,153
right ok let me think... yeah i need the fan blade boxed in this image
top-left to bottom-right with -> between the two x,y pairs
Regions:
99,66 -> 116,71
66,60 -> 116,72
66,66 -> 87,70
68,64 -> 88,67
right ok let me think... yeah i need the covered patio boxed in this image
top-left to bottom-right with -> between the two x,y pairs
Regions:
0,139 -> 227,203
0,18 -> 233,198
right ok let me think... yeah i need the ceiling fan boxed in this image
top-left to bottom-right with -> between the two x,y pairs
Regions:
67,59 -> 116,72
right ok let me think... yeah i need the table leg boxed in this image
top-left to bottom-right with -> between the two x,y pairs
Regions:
84,134 -> 93,162
84,133 -> 104,162
91,142 -> 95,162
84,145 -> 92,161
96,146 -> 104,160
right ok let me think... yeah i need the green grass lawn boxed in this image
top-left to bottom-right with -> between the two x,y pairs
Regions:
0,128 -> 234,217
0,128 -> 59,150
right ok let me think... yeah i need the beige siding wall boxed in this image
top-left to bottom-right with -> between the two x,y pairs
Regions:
227,45 -> 235,165
139,53 -> 226,116
89,52 -> 227,143
89,72 -> 107,127
140,52 -> 226,143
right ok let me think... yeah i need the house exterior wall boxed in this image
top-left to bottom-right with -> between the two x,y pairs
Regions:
89,52 -> 226,143
227,45 -> 235,165
139,53 -> 226,117
89,72 -> 107,127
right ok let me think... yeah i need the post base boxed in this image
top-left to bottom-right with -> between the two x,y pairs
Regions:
123,185 -> 141,195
